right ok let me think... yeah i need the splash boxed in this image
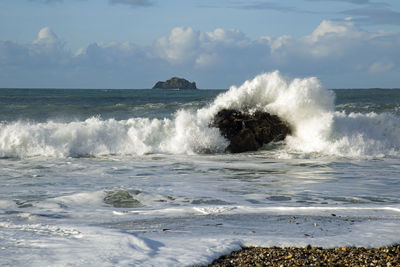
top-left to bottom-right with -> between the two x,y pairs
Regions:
0,115 -> 226,157
199,71 -> 335,154
200,71 -> 400,158
0,71 -> 399,158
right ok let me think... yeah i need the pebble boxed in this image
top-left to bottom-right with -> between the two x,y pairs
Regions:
202,245 -> 400,267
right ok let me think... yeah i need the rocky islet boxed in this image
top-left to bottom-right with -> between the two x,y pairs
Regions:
152,77 -> 197,90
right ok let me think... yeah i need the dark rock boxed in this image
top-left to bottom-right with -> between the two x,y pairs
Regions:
152,77 -> 197,90
211,109 -> 291,153
104,190 -> 142,208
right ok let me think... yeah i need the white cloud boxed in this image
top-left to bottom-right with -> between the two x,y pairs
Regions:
267,35 -> 292,51
1,21 -> 400,88
308,20 -> 357,42
154,27 -> 199,64
268,20 -> 370,60
201,28 -> 248,46
153,27 -> 257,69
32,27 -> 62,50
301,20 -> 364,58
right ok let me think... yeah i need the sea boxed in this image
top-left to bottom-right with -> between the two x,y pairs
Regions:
0,71 -> 399,266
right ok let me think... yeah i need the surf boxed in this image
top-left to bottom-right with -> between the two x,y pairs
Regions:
0,71 -> 399,158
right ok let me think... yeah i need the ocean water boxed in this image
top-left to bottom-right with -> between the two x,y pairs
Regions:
0,71 -> 399,266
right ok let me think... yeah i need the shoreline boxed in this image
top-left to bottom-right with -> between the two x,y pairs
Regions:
203,245 -> 400,266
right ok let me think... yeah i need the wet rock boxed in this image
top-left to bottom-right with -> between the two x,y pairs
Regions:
211,109 -> 291,153
104,190 -> 142,208
15,200 -> 33,208
152,77 -> 197,89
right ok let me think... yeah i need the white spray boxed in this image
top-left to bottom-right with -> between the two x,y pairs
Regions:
0,71 -> 399,158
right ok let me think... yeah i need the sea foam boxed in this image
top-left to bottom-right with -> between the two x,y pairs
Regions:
0,71 -> 399,158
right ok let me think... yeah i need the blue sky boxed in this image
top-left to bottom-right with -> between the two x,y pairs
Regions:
1,0 -> 400,88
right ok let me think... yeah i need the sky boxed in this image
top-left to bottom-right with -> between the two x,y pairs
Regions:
0,0 -> 400,89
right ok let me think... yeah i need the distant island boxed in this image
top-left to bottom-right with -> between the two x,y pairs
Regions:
152,77 -> 197,90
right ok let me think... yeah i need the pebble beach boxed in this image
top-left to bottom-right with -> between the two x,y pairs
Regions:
205,245 -> 400,266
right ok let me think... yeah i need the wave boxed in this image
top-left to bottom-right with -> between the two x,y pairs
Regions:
0,116 -> 227,158
336,102 -> 400,116
1,71 -> 399,158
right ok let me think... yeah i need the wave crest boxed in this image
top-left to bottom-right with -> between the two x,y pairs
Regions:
0,116 -> 226,158
1,71 -> 399,158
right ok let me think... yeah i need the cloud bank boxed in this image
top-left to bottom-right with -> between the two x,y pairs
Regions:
1,20 -> 400,88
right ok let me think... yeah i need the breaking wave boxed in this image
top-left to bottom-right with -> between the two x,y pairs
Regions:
0,71 -> 399,158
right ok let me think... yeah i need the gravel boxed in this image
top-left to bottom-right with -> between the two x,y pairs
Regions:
203,245 -> 400,266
